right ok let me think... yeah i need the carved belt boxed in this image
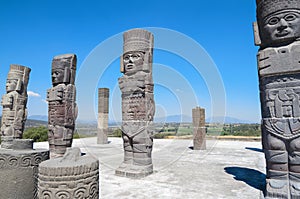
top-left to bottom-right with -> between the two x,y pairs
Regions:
263,118 -> 300,139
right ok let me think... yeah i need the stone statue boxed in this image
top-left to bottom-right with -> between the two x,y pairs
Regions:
47,54 -> 77,158
116,28 -> 155,178
255,0 -> 300,198
1,64 -> 31,140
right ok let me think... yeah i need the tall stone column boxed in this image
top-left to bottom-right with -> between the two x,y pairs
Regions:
254,0 -> 300,198
47,54 -> 78,158
116,28 -> 155,178
1,64 -> 31,146
192,107 -> 206,150
97,88 -> 109,144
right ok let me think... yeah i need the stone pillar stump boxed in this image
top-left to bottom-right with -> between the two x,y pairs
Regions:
0,139 -> 49,199
38,147 -> 99,198
192,107 -> 206,150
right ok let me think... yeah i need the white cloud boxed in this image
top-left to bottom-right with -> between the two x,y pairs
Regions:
42,99 -> 48,104
27,91 -> 41,97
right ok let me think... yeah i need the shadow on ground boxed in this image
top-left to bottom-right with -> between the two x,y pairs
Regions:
245,147 -> 263,153
225,167 -> 266,191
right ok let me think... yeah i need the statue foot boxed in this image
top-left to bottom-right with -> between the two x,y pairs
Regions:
265,179 -> 288,199
290,179 -> 300,198
115,162 -> 153,178
115,161 -> 133,177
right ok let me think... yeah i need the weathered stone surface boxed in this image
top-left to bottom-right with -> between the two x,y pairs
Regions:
0,140 -> 49,199
47,54 -> 78,158
255,0 -> 300,198
97,88 -> 109,144
38,147 -> 99,198
192,107 -> 206,150
1,65 -> 31,145
116,28 -> 155,178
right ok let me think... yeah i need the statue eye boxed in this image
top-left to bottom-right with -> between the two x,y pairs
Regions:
268,17 -> 280,25
124,56 -> 129,61
284,13 -> 297,21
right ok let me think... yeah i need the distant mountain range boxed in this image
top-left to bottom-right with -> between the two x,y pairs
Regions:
206,116 -> 256,124
28,115 -> 48,121
155,115 -> 256,124
0,116 -> 47,128
27,114 -> 257,124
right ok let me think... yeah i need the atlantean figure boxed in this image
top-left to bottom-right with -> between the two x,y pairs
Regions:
255,0 -> 300,198
47,54 -> 77,158
116,29 -> 155,178
1,64 -> 31,140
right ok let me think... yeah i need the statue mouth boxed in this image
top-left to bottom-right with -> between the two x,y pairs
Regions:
276,30 -> 290,37
126,64 -> 134,69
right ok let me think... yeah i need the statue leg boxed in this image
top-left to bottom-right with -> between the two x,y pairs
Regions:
48,125 -> 56,158
123,134 -> 133,165
289,138 -> 300,198
263,132 -> 289,198
51,126 -> 67,158
116,132 -> 134,177
131,130 -> 153,175
116,133 -> 133,174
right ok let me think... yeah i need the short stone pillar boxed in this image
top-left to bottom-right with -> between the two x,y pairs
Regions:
38,147 -> 99,198
192,107 -> 206,150
97,88 -> 109,144
0,139 -> 49,199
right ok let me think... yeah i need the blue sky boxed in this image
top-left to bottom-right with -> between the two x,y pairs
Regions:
0,0 -> 260,123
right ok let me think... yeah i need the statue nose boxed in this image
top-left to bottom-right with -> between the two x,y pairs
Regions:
277,19 -> 288,31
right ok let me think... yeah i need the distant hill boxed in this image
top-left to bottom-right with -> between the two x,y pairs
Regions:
23,114 -> 257,125
0,116 -> 47,128
28,115 -> 48,121
206,116 -> 256,124
155,114 -> 256,124
25,119 -> 47,127
154,115 -> 192,123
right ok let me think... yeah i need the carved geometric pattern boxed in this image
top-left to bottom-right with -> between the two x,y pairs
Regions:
38,159 -> 99,198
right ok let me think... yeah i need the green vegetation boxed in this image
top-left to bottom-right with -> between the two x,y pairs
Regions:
22,127 -> 91,142
23,126 -> 48,142
72,130 -> 91,139
207,127 -> 223,136
109,128 -> 122,137
221,124 -> 261,137
153,132 -> 176,139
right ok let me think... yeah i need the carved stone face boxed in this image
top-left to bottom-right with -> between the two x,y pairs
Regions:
260,10 -> 300,45
6,79 -> 18,92
123,51 -> 144,74
52,68 -> 64,85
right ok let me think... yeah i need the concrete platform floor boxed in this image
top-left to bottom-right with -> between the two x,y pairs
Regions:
34,137 -> 266,199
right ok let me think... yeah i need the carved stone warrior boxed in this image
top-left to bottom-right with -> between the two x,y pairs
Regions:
47,54 -> 77,158
1,64 -> 31,140
116,29 -> 155,178
255,0 -> 300,198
